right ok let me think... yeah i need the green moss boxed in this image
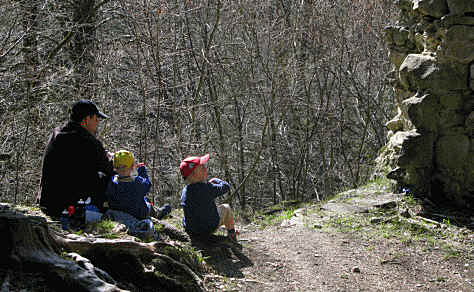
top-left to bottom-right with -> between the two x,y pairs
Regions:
324,215 -> 365,233
161,245 -> 206,274
443,249 -> 461,260
83,219 -> 127,239
253,205 -> 303,228
402,193 -> 419,206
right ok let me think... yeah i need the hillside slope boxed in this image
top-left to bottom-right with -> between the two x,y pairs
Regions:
1,181 -> 472,291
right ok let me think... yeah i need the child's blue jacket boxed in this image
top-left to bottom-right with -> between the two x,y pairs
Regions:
105,166 -> 152,220
180,178 -> 230,235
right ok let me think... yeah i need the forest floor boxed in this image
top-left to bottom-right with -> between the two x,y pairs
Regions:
3,180 -> 473,292
198,182 -> 474,292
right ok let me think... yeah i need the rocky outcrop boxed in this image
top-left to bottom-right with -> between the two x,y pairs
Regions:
377,0 -> 473,209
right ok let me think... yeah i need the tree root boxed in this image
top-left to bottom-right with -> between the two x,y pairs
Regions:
0,205 -> 205,292
0,207 -> 125,291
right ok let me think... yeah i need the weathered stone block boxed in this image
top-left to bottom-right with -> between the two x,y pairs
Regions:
438,107 -> 466,134
440,25 -> 474,64
434,168 -> 470,204
397,0 -> 415,10
438,93 -> 468,134
441,15 -> 474,27
404,93 -> 440,132
470,63 -> 474,91
398,130 -> 434,168
464,93 -> 474,113
389,48 -> 410,69
387,131 -> 411,152
413,0 -> 449,18
385,26 -> 410,46
386,116 -> 405,132
435,134 -> 469,169
439,92 -> 464,109
415,32 -> 425,51
399,54 -> 437,88
446,0 -> 474,15
434,134 -> 473,208
466,111 -> 474,137
385,102 -> 413,133
399,54 -> 467,92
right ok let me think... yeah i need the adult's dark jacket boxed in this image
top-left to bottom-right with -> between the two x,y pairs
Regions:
37,121 -> 114,217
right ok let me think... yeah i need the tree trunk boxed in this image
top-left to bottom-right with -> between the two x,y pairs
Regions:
71,0 -> 97,97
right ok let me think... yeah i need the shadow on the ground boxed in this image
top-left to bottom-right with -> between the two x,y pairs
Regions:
419,202 -> 474,231
189,234 -> 253,278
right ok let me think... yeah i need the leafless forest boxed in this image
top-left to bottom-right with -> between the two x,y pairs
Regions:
0,0 -> 396,212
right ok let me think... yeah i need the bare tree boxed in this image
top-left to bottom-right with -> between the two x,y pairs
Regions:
0,0 -> 396,213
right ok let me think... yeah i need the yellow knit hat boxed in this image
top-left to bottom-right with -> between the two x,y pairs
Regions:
113,150 -> 134,169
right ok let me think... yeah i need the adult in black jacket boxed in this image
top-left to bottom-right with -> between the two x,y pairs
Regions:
37,100 -> 114,217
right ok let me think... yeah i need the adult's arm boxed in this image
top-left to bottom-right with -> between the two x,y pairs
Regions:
95,140 -> 114,176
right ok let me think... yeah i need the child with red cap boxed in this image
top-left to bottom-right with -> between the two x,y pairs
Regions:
179,154 -> 237,241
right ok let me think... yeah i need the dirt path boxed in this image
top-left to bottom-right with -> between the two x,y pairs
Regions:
203,197 -> 474,292
229,219 -> 473,292
241,226 -> 474,291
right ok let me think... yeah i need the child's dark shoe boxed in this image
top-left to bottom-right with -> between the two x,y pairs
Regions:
156,204 -> 172,219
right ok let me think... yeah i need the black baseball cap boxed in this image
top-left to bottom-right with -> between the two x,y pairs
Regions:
70,99 -> 108,122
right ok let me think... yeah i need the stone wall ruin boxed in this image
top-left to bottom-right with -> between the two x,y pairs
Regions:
377,0 -> 473,209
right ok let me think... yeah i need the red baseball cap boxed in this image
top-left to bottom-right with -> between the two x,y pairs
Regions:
179,154 -> 210,178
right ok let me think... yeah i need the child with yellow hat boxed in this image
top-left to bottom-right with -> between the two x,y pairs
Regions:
105,150 -> 170,221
